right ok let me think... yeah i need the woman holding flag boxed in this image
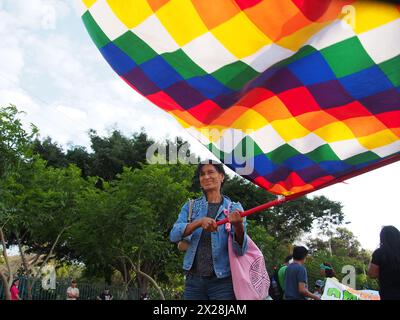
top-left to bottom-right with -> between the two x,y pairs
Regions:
170,160 -> 247,300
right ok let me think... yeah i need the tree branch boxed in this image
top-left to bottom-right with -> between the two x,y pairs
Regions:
121,257 -> 128,285
0,214 -> 13,230
119,253 -> 165,300
30,253 -> 42,268
30,226 -> 69,290
16,233 -> 30,276
0,227 -> 12,285
0,270 -> 11,300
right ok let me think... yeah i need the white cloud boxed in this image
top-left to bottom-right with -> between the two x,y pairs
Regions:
56,105 -> 87,121
0,47 -> 24,83
0,87 -> 40,113
0,14 -> 24,83
25,33 -> 89,92
1,0 -> 70,30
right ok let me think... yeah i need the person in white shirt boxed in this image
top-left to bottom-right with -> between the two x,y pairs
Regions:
66,280 -> 80,300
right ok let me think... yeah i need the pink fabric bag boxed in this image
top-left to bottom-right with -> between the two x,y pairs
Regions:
224,208 -> 270,300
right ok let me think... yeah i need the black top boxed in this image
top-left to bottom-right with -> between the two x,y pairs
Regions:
372,248 -> 400,299
98,293 -> 113,300
190,201 -> 222,277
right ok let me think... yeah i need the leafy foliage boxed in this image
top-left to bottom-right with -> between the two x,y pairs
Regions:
0,104 -> 38,179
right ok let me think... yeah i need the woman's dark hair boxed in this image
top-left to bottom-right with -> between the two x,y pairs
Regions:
194,160 -> 226,191
379,225 -> 400,267
284,255 -> 293,263
11,278 -> 19,286
292,246 -> 308,260
321,262 -> 336,278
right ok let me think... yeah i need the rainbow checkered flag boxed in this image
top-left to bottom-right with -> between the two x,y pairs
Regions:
80,0 -> 400,196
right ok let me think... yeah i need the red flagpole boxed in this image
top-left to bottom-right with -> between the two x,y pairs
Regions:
217,154 -> 400,226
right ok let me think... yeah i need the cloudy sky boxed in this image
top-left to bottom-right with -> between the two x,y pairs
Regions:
1,0 -> 399,251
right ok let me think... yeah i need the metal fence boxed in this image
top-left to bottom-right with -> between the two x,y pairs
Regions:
0,277 -> 140,300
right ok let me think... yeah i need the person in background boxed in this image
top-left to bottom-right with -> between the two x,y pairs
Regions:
368,225 -> 400,300
277,255 -> 293,294
269,266 -> 282,300
313,279 -> 324,299
97,287 -> 113,300
320,262 -> 337,280
284,246 -> 320,300
10,279 -> 21,301
66,279 -> 80,300
140,292 -> 150,300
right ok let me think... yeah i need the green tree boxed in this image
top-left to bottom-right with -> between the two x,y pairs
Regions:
66,146 -> 92,178
89,130 -> 154,180
3,158 -> 90,299
307,227 -> 362,258
331,227 -> 361,258
1,104 -> 37,299
33,130 -> 155,181
0,104 -> 37,178
67,163 -> 196,298
306,227 -> 377,291
32,137 -> 68,168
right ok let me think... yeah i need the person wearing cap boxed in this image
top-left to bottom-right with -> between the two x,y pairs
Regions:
313,280 -> 324,299
320,262 -> 338,283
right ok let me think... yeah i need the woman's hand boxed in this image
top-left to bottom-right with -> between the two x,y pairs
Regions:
228,210 -> 244,228
229,210 -> 245,245
200,217 -> 218,232
183,217 -> 217,237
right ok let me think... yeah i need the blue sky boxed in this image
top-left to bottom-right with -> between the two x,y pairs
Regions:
0,0 -> 399,251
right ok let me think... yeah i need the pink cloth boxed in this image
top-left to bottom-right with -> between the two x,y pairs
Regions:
228,235 -> 270,300
224,208 -> 270,300
10,285 -> 19,300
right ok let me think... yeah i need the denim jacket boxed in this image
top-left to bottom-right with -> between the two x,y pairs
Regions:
169,195 -> 248,279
